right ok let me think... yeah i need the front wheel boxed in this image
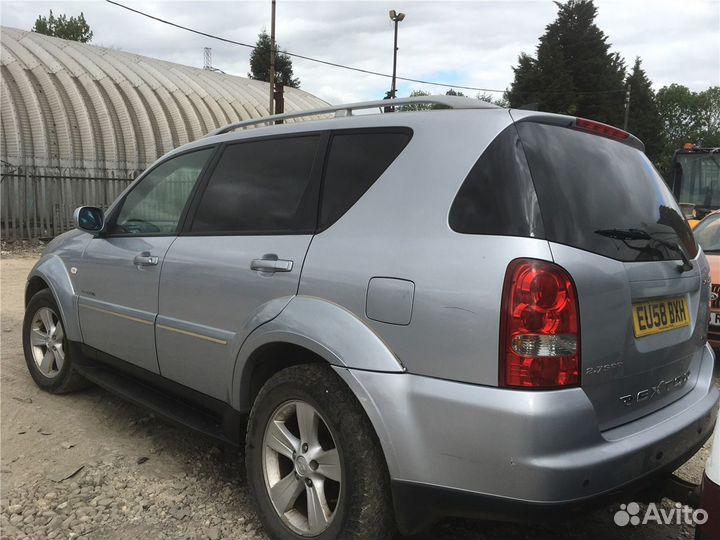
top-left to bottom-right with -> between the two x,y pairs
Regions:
246,363 -> 395,540
22,289 -> 89,393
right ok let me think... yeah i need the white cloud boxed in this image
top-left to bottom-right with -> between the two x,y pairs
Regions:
1,0 -> 718,104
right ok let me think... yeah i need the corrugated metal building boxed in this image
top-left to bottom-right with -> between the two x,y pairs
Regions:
0,26 -> 328,239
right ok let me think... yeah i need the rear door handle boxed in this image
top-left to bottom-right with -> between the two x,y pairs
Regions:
251,255 -> 293,273
133,252 -> 159,267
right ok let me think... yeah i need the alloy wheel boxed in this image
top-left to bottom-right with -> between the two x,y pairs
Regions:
29,307 -> 65,378
262,400 -> 342,536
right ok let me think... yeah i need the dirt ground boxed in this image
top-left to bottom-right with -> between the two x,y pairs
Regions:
0,255 -> 716,540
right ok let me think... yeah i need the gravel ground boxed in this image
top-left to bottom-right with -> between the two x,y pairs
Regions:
1,255 -> 716,540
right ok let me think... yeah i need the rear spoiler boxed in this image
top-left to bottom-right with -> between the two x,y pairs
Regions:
510,111 -> 645,152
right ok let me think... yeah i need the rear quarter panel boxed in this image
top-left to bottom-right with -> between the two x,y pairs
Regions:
300,110 -> 553,385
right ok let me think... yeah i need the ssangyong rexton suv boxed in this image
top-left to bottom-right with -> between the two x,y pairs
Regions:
23,96 -> 719,539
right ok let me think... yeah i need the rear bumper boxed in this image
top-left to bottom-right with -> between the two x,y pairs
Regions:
391,435 -> 710,533
334,344 -> 718,532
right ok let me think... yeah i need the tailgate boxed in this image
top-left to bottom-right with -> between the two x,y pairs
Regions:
551,242 -> 709,430
514,116 -> 710,430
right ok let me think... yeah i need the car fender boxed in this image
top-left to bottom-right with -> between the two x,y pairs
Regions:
231,295 -> 405,410
27,254 -> 82,342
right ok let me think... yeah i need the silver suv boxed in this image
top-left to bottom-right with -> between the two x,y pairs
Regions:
23,96 -> 720,539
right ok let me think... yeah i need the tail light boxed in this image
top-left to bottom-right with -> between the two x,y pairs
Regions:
574,117 -> 630,141
500,259 -> 580,389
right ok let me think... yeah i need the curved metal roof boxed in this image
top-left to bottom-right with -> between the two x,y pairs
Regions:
0,26 -> 328,174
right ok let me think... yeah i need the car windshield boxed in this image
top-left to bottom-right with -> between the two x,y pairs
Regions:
675,153 -> 720,208
694,214 -> 720,253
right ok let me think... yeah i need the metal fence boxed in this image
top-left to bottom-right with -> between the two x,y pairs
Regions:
1,166 -> 136,240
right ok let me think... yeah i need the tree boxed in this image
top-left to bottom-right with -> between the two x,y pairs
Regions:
477,92 -> 508,107
505,0 -> 626,125
625,57 -> 664,163
656,84 -> 720,175
248,31 -> 300,88
32,10 -> 93,43
696,86 -> 720,146
398,89 -> 467,111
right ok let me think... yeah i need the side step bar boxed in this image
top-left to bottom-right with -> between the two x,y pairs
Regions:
75,362 -> 239,446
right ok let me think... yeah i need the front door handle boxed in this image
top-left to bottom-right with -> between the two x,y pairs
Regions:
134,252 -> 159,267
251,255 -> 293,273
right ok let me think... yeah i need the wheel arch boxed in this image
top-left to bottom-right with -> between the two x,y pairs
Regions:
231,296 -> 405,475
240,341 -> 327,411
236,340 -> 401,487
26,255 -> 82,342
25,275 -> 50,306
231,295 -> 405,411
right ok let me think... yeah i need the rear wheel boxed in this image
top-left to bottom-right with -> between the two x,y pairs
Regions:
22,289 -> 89,393
246,363 -> 395,540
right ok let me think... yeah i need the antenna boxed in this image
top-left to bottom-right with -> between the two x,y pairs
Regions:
203,47 -> 212,70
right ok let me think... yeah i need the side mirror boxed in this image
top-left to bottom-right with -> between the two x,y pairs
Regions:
73,206 -> 105,234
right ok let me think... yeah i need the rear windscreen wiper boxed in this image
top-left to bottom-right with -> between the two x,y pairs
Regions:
594,228 -> 693,272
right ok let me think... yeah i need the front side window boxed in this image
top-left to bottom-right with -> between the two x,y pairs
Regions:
112,148 -> 213,235
191,135 -> 321,234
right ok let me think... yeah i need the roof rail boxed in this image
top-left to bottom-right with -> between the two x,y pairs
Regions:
205,95 -> 498,137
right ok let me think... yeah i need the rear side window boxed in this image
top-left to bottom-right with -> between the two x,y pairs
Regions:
191,135 -> 321,234
517,122 -> 697,262
449,126 -> 544,237
320,130 -> 411,229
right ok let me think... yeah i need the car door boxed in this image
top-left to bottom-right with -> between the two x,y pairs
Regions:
76,147 -> 215,373
155,133 -> 325,399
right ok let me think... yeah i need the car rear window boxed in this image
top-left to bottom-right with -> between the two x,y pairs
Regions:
517,121 -> 697,262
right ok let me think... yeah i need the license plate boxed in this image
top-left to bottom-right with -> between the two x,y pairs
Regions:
632,297 -> 690,338
711,312 -> 720,328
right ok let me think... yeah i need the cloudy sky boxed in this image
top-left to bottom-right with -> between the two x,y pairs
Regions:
1,0 -> 718,104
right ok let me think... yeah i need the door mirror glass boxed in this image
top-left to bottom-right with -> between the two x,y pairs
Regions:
74,206 -> 104,233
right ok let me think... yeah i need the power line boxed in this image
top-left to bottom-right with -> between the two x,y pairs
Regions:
105,0 -> 504,93
104,0 -> 626,96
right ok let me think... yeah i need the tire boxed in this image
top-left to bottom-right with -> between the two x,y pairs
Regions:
246,363 -> 395,540
22,289 -> 89,394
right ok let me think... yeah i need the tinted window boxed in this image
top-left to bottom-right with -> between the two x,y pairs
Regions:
517,122 -> 697,262
320,131 -> 411,229
112,148 -> 213,235
449,126 -> 544,237
191,136 -> 321,233
675,153 -> 720,208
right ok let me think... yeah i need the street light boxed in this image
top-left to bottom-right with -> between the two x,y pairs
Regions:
389,9 -> 405,103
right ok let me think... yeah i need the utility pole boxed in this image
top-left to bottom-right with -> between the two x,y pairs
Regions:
203,47 -> 212,70
388,10 -> 405,108
623,83 -> 631,131
269,0 -> 276,115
